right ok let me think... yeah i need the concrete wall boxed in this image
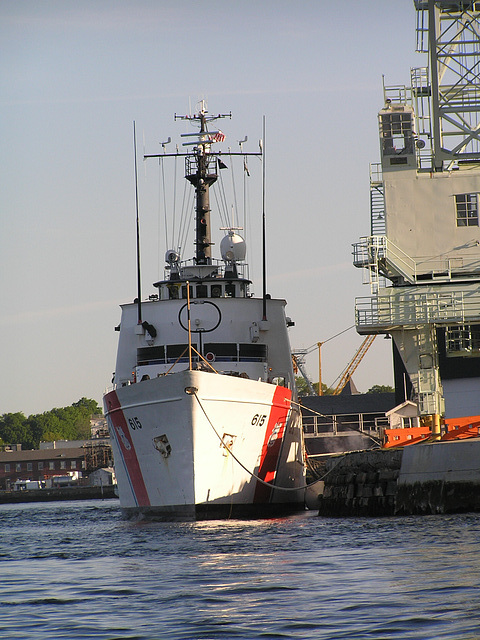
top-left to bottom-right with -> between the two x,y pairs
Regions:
315,439 -> 480,516
396,439 -> 480,515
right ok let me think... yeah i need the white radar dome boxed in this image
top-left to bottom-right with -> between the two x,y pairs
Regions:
220,233 -> 246,262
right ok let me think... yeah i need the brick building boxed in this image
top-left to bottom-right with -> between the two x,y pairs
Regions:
0,441 -> 112,490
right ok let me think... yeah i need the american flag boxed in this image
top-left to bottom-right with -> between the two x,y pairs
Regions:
209,130 -> 225,143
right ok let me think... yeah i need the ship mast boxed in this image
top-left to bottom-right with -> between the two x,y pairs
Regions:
144,103 -> 262,274
176,104 -> 231,265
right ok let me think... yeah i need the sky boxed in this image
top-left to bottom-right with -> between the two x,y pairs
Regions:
0,0 -> 422,416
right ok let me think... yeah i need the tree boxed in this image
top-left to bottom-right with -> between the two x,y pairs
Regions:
73,397 -> 101,414
0,413 -> 29,447
295,377 -> 334,396
367,384 -> 394,394
321,383 -> 334,395
0,398 -> 101,449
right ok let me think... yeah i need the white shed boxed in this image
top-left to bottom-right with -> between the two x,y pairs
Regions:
89,467 -> 115,486
386,401 -> 420,430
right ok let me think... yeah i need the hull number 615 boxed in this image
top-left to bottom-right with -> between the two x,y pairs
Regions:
128,417 -> 143,430
251,414 -> 267,426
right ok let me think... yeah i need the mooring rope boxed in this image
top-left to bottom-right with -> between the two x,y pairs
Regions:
192,390 -> 329,491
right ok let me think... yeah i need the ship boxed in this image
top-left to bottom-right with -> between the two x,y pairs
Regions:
103,104 -> 306,519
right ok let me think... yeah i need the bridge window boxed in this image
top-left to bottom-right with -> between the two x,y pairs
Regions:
167,284 -> 180,299
455,193 -> 478,226
196,284 -> 207,298
181,285 -> 193,299
211,284 -> 222,298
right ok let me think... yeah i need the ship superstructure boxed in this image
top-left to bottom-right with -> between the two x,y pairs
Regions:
104,105 -> 305,519
353,1 -> 480,434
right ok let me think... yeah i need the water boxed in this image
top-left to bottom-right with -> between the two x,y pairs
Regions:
0,500 -> 479,639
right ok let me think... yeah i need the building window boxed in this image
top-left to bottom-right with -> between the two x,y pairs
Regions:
455,193 -> 479,226
38,462 -> 43,470
71,460 -> 77,470
15,463 -> 21,472
380,109 -> 414,156
60,460 -> 66,470
49,461 -> 55,470
4,464 -> 10,473
27,463 -> 32,472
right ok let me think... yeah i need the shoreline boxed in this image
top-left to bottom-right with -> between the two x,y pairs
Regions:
0,485 -> 117,504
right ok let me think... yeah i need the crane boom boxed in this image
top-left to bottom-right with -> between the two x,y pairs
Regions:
332,335 -> 376,395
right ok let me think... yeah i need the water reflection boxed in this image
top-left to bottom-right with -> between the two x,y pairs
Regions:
0,503 -> 479,639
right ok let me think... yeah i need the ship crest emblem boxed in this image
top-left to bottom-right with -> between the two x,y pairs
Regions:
116,426 -> 131,451
153,434 -> 172,458
267,422 -> 283,447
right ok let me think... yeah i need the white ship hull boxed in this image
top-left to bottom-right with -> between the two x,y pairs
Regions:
104,370 -> 305,519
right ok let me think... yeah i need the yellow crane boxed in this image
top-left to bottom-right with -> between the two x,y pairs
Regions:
295,327 -> 376,396
331,335 -> 377,395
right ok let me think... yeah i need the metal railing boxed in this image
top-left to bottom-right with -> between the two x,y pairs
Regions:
352,234 -> 479,292
355,289 -> 477,330
302,413 -> 387,438
164,256 -> 250,282
352,236 -> 417,293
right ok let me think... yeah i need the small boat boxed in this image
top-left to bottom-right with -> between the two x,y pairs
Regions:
104,103 -> 305,519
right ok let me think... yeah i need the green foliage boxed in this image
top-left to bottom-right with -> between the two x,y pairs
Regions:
296,377 -> 394,396
0,398 -> 101,450
295,376 -> 316,395
321,383 -> 335,396
367,384 -> 395,394
295,377 -> 334,396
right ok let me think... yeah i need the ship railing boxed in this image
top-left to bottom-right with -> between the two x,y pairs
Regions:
355,290 -> 473,330
185,154 -> 217,178
165,257 -> 250,281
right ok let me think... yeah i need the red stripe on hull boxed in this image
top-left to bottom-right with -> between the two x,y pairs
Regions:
104,390 -> 150,506
253,386 -> 292,503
